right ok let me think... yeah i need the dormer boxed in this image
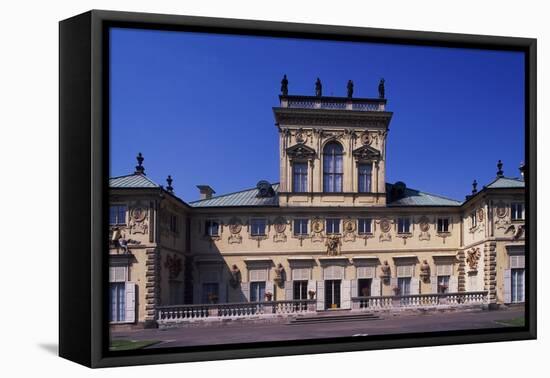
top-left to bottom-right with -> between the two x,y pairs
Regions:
274,77 -> 393,207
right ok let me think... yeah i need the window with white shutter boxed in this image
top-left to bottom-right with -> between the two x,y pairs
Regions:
436,264 -> 453,276
249,268 -> 268,282
323,265 -> 344,280
292,268 -> 311,281
396,264 -> 414,277
109,265 -> 128,282
509,255 -> 525,269
356,266 -> 375,279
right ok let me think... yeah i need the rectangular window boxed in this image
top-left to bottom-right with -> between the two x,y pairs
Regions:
204,220 -> 219,236
250,281 -> 266,302
109,282 -> 126,322
250,218 -> 267,236
170,214 -> 178,233
109,205 -> 127,225
396,264 -> 414,277
293,280 -> 308,300
437,275 -> 450,293
358,218 -> 372,234
326,218 -> 340,234
471,212 -> 477,228
293,219 -> 308,236
437,218 -> 449,233
511,268 -> 525,303
358,278 -> 372,297
201,282 -> 219,304
397,217 -> 411,234
358,163 -> 372,193
511,202 -> 524,221
292,162 -> 308,193
398,277 -> 411,296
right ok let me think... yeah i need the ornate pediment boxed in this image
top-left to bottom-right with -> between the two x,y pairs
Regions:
286,143 -> 316,160
352,145 -> 381,162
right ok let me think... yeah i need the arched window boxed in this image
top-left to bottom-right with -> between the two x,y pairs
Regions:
323,142 -> 343,192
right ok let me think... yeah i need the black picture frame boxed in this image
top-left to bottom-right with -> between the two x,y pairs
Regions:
59,9 -> 536,368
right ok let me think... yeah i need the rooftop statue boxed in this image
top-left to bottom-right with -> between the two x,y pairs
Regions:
315,78 -> 322,97
281,74 -> 288,96
378,78 -> 385,99
347,80 -> 354,98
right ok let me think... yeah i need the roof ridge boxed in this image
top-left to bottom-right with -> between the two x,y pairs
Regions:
109,173 -> 161,187
189,182 -> 280,203
411,188 -> 461,203
387,182 -> 461,204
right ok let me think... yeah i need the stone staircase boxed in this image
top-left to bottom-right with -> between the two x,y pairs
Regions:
288,311 -> 381,325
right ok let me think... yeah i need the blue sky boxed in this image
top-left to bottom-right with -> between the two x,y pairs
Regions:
110,27 -> 525,202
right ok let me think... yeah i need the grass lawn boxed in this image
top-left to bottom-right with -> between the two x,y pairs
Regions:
495,316 -> 525,327
110,339 -> 160,351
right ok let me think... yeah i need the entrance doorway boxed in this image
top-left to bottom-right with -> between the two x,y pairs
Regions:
324,280 -> 341,309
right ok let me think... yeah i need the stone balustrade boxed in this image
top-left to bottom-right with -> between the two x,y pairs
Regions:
157,299 -> 316,325
351,291 -> 488,310
281,96 -> 386,112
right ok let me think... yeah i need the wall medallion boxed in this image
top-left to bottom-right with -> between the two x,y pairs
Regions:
477,208 -> 484,222
295,128 -> 306,143
379,218 -> 392,242
312,219 -> 324,232
495,202 -> 507,218
273,217 -> 287,243
228,217 -> 243,244
495,201 -> 510,230
343,219 -> 356,242
419,216 -> 430,241
360,131 -> 371,145
380,218 -> 391,233
129,206 -> 148,234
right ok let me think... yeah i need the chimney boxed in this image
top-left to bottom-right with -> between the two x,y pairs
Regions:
197,185 -> 215,200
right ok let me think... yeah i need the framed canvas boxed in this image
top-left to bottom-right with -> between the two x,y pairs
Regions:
59,10 -> 536,368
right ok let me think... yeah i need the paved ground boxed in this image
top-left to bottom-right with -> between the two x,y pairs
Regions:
110,307 -> 524,349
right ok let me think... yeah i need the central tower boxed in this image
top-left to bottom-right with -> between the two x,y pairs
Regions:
273,77 -> 393,207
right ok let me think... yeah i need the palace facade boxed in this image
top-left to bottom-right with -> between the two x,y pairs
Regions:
109,79 -> 525,327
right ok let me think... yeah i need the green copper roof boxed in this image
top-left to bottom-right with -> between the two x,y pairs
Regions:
109,174 -> 160,188
486,177 -> 525,189
189,183 -> 280,207
190,182 -> 460,208
386,184 -> 462,207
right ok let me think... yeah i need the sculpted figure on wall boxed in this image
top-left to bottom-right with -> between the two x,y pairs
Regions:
325,235 -> 341,256
466,247 -> 481,271
419,259 -> 431,283
380,260 -> 391,283
229,264 -> 241,288
274,263 -> 285,287
164,254 -> 182,280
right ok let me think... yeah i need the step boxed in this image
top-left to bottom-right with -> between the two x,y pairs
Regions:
289,313 -> 380,325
